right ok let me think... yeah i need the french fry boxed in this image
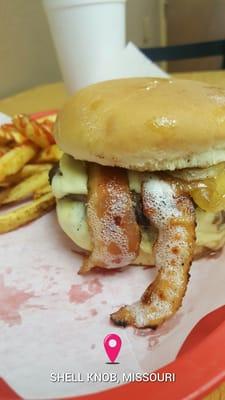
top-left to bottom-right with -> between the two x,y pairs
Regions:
13,114 -> 55,148
0,146 -> 11,156
0,144 -> 37,183
0,124 -> 26,145
8,130 -> 27,145
0,182 -> 10,188
33,184 -> 52,199
0,192 -> 55,233
0,127 -> 11,144
37,118 -> 56,136
0,164 -> 53,190
0,112 -> 59,233
36,114 -> 57,124
36,144 -> 62,163
2,163 -> 53,187
3,163 -> 53,187
1,170 -> 50,205
19,163 -> 53,180
0,187 -> 10,203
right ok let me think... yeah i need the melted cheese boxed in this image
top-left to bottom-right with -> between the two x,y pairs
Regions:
56,198 -> 92,251
128,170 -> 143,193
52,154 -> 88,198
196,208 -> 225,250
52,154 -> 143,198
53,155 -> 225,255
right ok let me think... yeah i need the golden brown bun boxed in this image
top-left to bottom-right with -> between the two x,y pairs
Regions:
55,77 -> 225,171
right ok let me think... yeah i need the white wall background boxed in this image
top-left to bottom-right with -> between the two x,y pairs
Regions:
127,0 -> 163,48
0,0 -> 162,99
0,0 -> 61,99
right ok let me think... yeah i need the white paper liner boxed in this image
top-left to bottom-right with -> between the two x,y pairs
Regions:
0,55 -> 224,397
0,206 -> 225,398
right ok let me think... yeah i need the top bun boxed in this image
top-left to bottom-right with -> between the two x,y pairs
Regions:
54,78 -> 225,171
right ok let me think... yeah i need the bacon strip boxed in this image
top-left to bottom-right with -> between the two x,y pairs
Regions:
111,175 -> 195,328
79,165 -> 140,274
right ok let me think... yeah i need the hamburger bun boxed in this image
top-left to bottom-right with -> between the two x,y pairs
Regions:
54,77 -> 225,171
52,77 -> 225,328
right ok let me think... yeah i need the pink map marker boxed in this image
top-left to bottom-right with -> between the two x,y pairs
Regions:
104,333 -> 122,363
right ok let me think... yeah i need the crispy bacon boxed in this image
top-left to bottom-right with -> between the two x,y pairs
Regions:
111,175 -> 196,328
79,165 -> 140,274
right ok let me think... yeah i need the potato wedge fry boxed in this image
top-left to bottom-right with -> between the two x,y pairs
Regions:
13,114 -> 55,148
1,170 -> 50,205
36,144 -> 62,163
33,184 -> 52,199
0,144 -> 36,183
0,192 -> 55,233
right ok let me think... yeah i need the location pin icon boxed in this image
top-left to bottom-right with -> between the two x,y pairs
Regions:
104,333 -> 122,363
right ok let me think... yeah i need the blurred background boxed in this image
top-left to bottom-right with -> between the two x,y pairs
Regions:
0,0 -> 225,99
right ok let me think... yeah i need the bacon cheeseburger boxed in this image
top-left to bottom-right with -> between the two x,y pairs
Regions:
51,78 -> 225,329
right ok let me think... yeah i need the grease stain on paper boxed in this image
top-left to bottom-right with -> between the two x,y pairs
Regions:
74,308 -> 98,321
68,278 -> 103,304
90,308 -> 98,316
74,315 -> 89,321
40,264 -> 52,272
26,304 -> 47,311
0,275 -> 35,326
